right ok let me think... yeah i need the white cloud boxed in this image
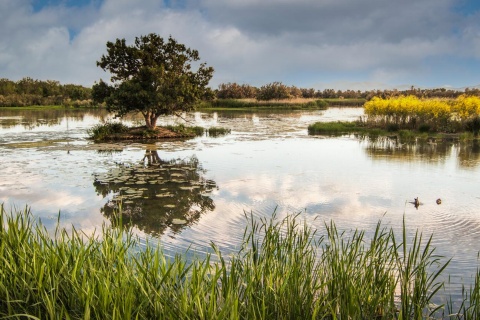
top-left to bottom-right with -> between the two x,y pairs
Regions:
0,0 -> 479,89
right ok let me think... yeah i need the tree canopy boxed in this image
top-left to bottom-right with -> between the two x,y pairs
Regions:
92,34 -> 214,129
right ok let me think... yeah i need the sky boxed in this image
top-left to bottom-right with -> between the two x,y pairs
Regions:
1,0 -> 479,91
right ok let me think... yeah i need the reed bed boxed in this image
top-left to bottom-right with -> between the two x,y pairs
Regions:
207,127 -> 231,137
307,121 -> 368,135
1,205 -> 479,319
204,98 -> 328,109
364,95 -> 480,133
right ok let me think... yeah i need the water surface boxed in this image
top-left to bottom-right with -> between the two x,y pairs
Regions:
1,106 -> 480,301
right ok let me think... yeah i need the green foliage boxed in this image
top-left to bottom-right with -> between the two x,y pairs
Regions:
308,121 -> 364,135
465,116 -> 480,135
207,127 -> 231,137
0,77 -> 92,107
217,82 -> 258,99
305,99 -> 328,108
93,34 -> 214,129
87,121 -> 129,141
2,205 -> 472,319
256,81 -> 292,101
165,124 -> 205,136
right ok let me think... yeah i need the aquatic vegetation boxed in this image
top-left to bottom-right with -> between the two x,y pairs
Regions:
307,121 -> 369,135
207,126 -> 231,137
2,205 -> 479,319
164,124 -> 206,136
87,121 -> 130,140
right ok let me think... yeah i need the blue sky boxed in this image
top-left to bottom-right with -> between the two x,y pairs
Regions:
1,0 -> 479,90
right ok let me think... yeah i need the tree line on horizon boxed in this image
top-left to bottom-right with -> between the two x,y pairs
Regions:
217,81 -> 480,101
0,77 -> 92,107
1,77 -> 480,107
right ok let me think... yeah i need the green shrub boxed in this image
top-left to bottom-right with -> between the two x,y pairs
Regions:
465,116 -> 480,135
207,127 -> 231,137
87,121 -> 129,140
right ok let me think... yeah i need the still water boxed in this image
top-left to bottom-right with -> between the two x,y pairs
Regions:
1,107 -> 480,299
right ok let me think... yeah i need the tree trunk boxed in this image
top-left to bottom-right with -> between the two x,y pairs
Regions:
144,112 -> 160,129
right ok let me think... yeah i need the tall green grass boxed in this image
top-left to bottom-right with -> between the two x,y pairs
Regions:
87,121 -> 129,141
1,205 -> 479,319
307,121 -> 368,135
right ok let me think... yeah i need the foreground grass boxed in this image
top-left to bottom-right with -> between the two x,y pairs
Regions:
1,205 -> 480,319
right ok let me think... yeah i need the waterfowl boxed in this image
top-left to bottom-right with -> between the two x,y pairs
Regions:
414,197 -> 420,208
436,198 -> 442,205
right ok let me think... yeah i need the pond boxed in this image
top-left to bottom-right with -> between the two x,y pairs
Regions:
1,106 -> 480,301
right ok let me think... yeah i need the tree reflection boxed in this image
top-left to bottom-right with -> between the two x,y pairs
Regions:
93,149 -> 217,236
456,140 -> 480,169
362,136 -> 480,168
0,108 -> 110,129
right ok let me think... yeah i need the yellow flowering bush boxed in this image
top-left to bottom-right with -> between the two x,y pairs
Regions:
364,95 -> 480,132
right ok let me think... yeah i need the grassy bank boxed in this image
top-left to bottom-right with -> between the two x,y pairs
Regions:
1,205 -> 479,319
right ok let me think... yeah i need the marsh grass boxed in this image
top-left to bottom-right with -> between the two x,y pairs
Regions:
87,121 -> 130,140
164,124 -> 205,137
1,205 -> 478,319
204,98 -> 329,109
207,127 -> 231,137
307,121 -> 369,135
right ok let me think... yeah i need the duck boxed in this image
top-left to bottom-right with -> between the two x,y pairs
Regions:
414,197 -> 420,208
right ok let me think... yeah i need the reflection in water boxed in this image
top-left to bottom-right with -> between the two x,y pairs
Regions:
363,136 -> 480,168
0,108 -> 109,129
457,140 -> 480,169
93,150 -> 217,236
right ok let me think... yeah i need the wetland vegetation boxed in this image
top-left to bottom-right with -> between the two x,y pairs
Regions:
2,205 -> 480,319
309,95 -> 480,141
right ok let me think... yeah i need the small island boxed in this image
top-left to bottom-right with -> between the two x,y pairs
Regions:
308,95 -> 480,141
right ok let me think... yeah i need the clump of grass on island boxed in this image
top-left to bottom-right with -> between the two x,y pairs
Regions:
164,124 -> 205,136
307,121 -> 370,135
87,121 -> 129,140
2,204 -> 480,319
207,126 -> 231,137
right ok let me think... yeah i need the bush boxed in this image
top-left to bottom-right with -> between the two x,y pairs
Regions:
207,127 -> 231,137
465,116 -> 480,134
87,121 -> 129,140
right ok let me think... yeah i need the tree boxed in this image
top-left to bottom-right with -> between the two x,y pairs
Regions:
92,34 -> 214,129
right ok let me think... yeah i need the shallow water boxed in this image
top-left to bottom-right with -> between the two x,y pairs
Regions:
1,106 -> 480,301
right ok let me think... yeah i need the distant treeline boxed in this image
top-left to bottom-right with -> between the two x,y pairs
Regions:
2,77 -> 480,107
216,82 -> 480,101
0,78 -> 92,107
